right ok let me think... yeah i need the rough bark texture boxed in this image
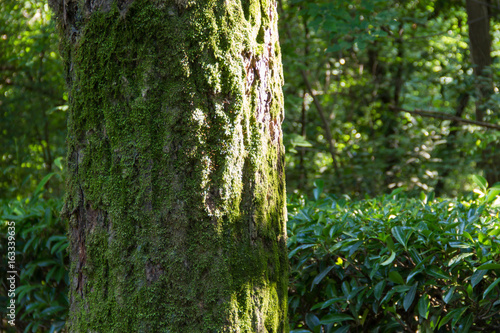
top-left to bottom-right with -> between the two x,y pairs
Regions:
49,0 -> 288,331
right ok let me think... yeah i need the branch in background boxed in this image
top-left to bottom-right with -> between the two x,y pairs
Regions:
389,106 -> 500,130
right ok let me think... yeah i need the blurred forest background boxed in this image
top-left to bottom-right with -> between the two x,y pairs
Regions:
2,0 -> 500,332
1,0 -> 500,200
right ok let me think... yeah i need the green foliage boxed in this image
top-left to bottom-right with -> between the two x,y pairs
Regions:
288,180 -> 500,332
0,0 -> 66,199
0,175 -> 68,333
279,0 -> 500,196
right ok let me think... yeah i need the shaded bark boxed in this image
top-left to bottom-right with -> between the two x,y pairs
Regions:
466,0 -> 500,186
49,0 -> 288,331
466,0 -> 493,122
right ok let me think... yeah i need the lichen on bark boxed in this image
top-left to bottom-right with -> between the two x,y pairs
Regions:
50,0 -> 288,331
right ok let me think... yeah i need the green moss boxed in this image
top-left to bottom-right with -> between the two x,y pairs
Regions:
57,0 -> 288,331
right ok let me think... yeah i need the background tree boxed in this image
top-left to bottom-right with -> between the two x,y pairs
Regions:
466,0 -> 500,186
48,0 -> 288,331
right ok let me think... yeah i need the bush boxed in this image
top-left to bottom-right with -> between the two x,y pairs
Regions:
1,173 -> 68,333
288,178 -> 500,333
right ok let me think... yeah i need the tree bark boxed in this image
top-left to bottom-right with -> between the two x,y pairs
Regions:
49,0 -> 288,331
466,0 -> 493,122
466,0 -> 500,186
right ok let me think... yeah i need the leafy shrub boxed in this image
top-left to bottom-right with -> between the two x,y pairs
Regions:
1,173 -> 68,333
288,178 -> 500,333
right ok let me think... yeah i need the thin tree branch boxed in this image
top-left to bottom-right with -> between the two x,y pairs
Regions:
299,69 -> 343,180
389,106 -> 500,130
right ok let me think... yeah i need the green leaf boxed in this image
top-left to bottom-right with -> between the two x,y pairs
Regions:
472,175 -> 488,192
451,307 -> 468,328
47,235 -> 67,244
489,227 -> 500,237
36,259 -> 57,267
448,253 -> 473,267
374,280 -> 386,300
313,180 -> 325,201
418,294 -> 429,319
462,231 -> 474,243
347,286 -> 366,301
305,313 -> 320,331
443,286 -> 455,304
16,285 -> 39,301
404,283 -> 418,311
51,240 -> 69,254
380,289 -> 395,304
40,306 -> 66,316
406,268 -> 423,284
461,313 -> 473,332
426,267 -> 450,280
477,263 -> 500,270
420,191 -> 427,203
55,266 -> 66,282
369,262 -> 380,279
320,298 -> 345,309
483,278 -> 500,299
466,284 -> 473,298
46,266 -> 58,282
288,244 -> 315,258
391,226 -> 407,249
54,157 -> 64,170
341,281 -> 351,296
388,271 -> 405,285
471,269 -> 487,288
381,251 -> 396,266
438,308 -> 462,329
389,187 -> 405,197
333,327 -> 350,333
385,235 -> 395,251
23,237 -> 36,252
486,188 -> 500,203
312,266 -> 334,290
347,240 -> 363,256
31,173 -> 56,201
319,314 -> 354,324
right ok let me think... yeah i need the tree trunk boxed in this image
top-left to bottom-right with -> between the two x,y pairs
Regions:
466,0 -> 492,122
466,0 -> 500,186
49,0 -> 288,331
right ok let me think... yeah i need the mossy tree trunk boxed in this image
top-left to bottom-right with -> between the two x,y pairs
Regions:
49,0 -> 288,331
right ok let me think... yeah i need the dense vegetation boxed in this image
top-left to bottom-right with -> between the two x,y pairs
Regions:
2,175 -> 500,332
1,0 -> 500,332
279,0 -> 500,196
0,175 -> 68,333
288,178 -> 500,332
